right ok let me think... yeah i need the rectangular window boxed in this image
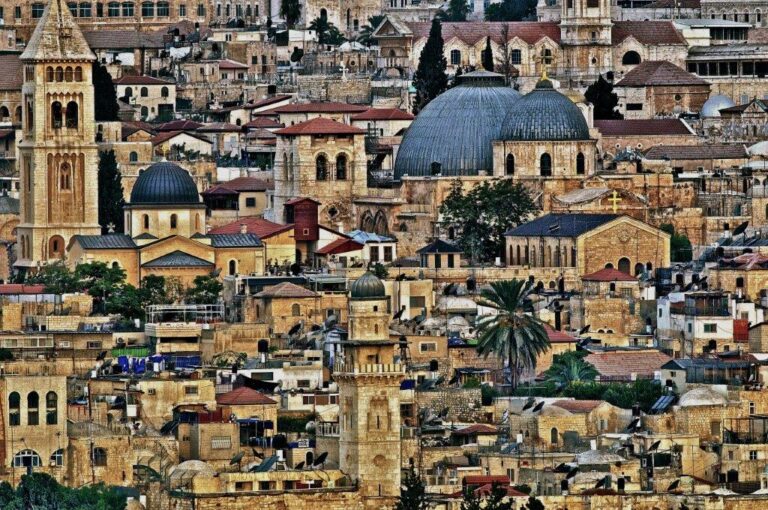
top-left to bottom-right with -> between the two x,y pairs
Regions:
147,388 -> 156,395
122,2 -> 134,15
96,2 -> 103,16
197,3 -> 205,15
750,401 -> 756,414
447,253 -> 455,268
15,6 -> 22,18
179,3 -> 186,15
710,420 -> 721,436
245,197 -> 256,207
297,379 -> 311,388
511,50 -> 521,65
420,342 -> 437,352
31,3 -> 44,17
626,103 -> 644,111
87,341 -> 102,349
370,246 -> 380,263
704,323 -> 717,333
658,309 -> 663,317
687,323 -> 692,333
384,246 -> 393,262
0,7 -> 4,20
302,395 -> 315,405
750,450 -> 758,460
435,255 -> 442,268
184,386 -> 198,395
211,436 -> 232,449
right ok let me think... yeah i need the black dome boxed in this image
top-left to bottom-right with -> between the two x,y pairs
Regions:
130,162 -> 201,205
394,71 -> 520,179
500,79 -> 590,141
350,272 -> 385,299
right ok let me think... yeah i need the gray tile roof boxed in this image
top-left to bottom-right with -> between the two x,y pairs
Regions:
133,232 -> 158,240
142,250 -> 213,268
0,195 -> 19,214
72,235 -> 137,249
417,239 -> 462,254
505,213 -> 619,237
208,233 -> 263,248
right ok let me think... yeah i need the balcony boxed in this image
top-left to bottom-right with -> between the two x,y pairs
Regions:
333,361 -> 404,375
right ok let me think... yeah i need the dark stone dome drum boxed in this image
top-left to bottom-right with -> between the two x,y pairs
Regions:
350,272 -> 386,299
394,70 -> 521,179
130,162 -> 201,205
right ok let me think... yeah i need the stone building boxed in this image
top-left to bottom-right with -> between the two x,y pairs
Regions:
15,0 -> 102,270
113,75 -> 176,121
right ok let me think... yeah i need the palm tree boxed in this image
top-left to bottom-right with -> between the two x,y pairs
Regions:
279,0 -> 301,28
309,16 -> 345,45
544,354 -> 598,387
475,279 -> 550,391
357,15 -> 385,46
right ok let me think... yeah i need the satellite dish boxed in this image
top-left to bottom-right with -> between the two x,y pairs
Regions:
313,452 -> 328,466
230,451 -> 244,465
295,461 -> 305,470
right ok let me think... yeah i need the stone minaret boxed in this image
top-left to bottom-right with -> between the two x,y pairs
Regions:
15,0 -> 101,270
336,272 -> 404,503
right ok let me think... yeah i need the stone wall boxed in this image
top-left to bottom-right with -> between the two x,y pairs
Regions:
415,388 -> 483,423
297,76 -> 371,104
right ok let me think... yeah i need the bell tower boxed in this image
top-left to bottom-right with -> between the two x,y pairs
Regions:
15,0 -> 101,270
560,0 -> 612,46
336,272 -> 404,503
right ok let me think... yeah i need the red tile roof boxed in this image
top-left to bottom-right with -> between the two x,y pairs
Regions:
315,238 -> 364,255
0,284 -> 47,295
208,217 -> 292,237
196,122 -> 242,132
275,117 -> 366,136
244,117 -> 285,129
473,484 -> 527,498
150,130 -> 212,145
544,324 -> 577,343
216,386 -> 276,405
113,75 -> 174,85
217,58 -> 249,70
582,268 -> 638,282
585,350 -> 672,379
551,399 -> 604,413
255,282 -> 319,298
217,176 -> 273,192
157,119 -> 204,132
594,119 -> 693,137
615,60 -> 708,87
270,102 -> 369,114
463,475 -> 510,486
453,423 -> 498,435
611,21 -> 686,45
351,108 -> 414,121
407,21 -> 561,45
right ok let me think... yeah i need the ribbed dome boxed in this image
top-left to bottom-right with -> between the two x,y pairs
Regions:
350,272 -> 385,299
701,94 -> 735,118
130,162 -> 200,205
394,71 -> 520,179
500,79 -> 590,141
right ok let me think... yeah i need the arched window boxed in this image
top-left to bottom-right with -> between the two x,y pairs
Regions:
540,153 -> 552,176
336,154 -> 347,180
550,427 -> 558,444
161,86 -> 169,98
59,163 -> 71,190
143,214 -> 150,230
14,450 -> 41,468
228,259 -> 236,275
291,303 -> 301,316
55,66 -> 64,82
108,1 -> 120,15
74,66 -> 83,81
316,154 -> 328,180
170,214 -> 177,229
157,0 -> 169,15
46,67 -> 54,81
505,153 -> 515,175
46,391 -> 58,425
450,49 -> 461,66
50,449 -> 64,466
622,51 -> 641,65
51,101 -> 63,129
68,2 -> 78,15
65,66 -> 73,82
129,151 -> 138,162
736,276 -> 745,287
121,1 -> 134,15
65,101 -> 78,128
140,106 -> 148,118
0,106 -> 9,119
618,257 -> 631,275
80,2 -> 92,17
576,152 -> 585,175
27,392 -> 39,426
320,8 -> 327,19
125,86 -> 133,98
92,447 -> 107,466
9,392 -> 20,426
635,262 -> 644,276
140,87 -> 149,97
141,0 -> 154,15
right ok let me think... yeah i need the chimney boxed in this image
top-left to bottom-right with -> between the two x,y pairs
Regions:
240,223 -> 248,234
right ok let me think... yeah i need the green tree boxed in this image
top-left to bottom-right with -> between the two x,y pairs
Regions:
481,36 -> 494,71
26,261 -> 80,294
396,465 -> 430,510
524,496 -> 545,510
75,261 -> 127,313
0,473 -> 126,509
461,483 -> 513,510
357,15 -> 385,45
544,350 -> 598,386
92,60 -> 119,122
371,262 -> 389,279
439,179 -> 538,263
660,223 -> 693,262
279,0 -> 301,28
475,279 -> 551,390
185,274 -> 223,304
442,0 -> 469,21
585,75 -> 623,120
485,0 -> 537,21
98,150 -> 126,234
309,16 -> 345,45
413,18 -> 448,114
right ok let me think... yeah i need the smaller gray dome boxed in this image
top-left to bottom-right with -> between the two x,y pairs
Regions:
350,272 -> 385,299
701,95 -> 735,118
500,78 -> 590,142
130,162 -> 200,205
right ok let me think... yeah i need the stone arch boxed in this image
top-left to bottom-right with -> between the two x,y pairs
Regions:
360,211 -> 374,232
618,257 -> 631,275
373,210 -> 389,235
622,50 -> 641,65
48,235 -> 65,259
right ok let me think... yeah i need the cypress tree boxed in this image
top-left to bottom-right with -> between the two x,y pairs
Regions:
92,61 -> 120,122
413,18 -> 448,114
585,75 -> 623,119
482,36 -> 494,71
97,150 -> 125,234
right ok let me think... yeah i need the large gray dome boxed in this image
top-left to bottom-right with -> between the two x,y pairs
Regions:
130,162 -> 201,205
500,79 -> 590,141
701,94 -> 735,118
394,71 -> 520,179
